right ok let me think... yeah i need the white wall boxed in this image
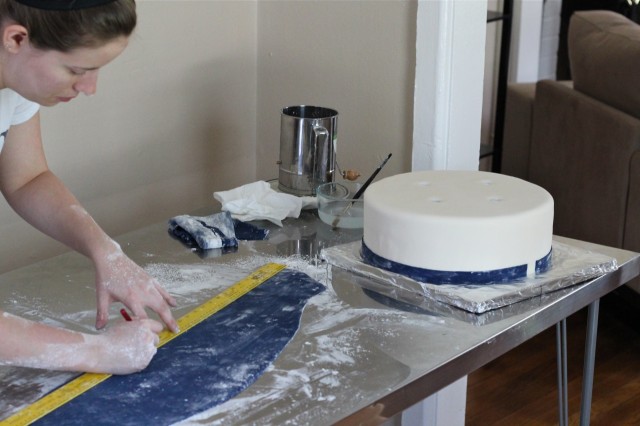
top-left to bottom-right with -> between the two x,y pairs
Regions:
481,0 -> 501,151
0,0 -> 489,277
256,0 -> 417,182
0,0 -> 418,272
538,0 -> 561,80
510,0 -> 543,83
0,1 -> 258,271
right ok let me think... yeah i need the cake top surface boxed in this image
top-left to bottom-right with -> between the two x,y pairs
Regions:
364,170 -> 553,218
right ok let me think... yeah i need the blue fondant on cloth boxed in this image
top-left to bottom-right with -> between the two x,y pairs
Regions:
232,219 -> 270,241
168,211 -> 239,250
361,240 -> 552,285
35,269 -> 325,426
168,212 -> 269,251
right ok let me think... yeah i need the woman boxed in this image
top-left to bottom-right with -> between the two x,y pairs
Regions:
0,0 -> 178,374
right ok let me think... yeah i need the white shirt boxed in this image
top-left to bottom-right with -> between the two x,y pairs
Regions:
0,88 -> 40,152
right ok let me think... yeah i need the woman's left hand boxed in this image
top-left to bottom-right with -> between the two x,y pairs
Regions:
0,115 -> 179,334
94,246 -> 178,333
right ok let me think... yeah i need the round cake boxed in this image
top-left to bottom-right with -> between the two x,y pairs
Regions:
362,170 -> 554,284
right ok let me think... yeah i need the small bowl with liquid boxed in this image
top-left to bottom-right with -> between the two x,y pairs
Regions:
317,182 -> 364,229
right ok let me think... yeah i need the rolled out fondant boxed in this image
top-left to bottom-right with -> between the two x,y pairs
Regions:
35,269 -> 325,425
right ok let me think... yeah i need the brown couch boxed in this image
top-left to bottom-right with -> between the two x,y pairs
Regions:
502,11 -> 640,288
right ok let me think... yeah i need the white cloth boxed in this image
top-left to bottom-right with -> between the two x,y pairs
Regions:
0,89 -> 40,152
214,181 -> 316,226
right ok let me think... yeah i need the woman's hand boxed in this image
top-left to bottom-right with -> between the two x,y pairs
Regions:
94,243 -> 179,333
0,310 -> 163,374
87,318 -> 164,375
0,115 -> 179,334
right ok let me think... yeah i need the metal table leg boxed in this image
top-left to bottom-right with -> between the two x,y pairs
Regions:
580,299 -> 600,426
556,319 -> 568,426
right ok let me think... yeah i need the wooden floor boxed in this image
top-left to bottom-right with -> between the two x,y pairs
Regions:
466,288 -> 640,425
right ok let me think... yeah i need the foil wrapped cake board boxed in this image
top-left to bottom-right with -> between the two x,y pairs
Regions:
322,239 -> 618,315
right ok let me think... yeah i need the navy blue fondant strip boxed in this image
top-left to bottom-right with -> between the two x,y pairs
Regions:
361,240 -> 552,285
535,249 -> 552,274
36,269 -> 325,426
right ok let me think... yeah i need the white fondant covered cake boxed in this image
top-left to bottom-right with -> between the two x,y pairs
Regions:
362,170 -> 554,284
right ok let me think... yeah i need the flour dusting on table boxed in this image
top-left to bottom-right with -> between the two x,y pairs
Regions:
166,253 -> 445,425
0,248 -> 446,424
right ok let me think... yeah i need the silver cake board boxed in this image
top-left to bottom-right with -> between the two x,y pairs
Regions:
321,238 -> 618,316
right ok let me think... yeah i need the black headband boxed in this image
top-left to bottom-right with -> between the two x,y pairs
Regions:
15,0 -> 117,10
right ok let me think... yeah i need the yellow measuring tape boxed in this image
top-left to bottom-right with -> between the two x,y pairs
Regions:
1,262 -> 286,426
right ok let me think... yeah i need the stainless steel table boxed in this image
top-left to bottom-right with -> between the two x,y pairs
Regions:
0,209 -> 638,425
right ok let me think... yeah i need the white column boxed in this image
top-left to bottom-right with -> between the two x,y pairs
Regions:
412,0 -> 487,171
401,377 -> 468,426
408,1 -> 487,425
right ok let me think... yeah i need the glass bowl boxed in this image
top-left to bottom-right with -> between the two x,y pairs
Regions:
316,182 -> 364,229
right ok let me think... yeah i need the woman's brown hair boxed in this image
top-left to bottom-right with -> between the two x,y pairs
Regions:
0,0 -> 136,51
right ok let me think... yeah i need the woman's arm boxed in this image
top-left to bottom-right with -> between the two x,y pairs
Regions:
0,112 -> 178,332
0,309 -> 162,374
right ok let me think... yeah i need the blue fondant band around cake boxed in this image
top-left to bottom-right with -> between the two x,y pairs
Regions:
361,240 -> 552,285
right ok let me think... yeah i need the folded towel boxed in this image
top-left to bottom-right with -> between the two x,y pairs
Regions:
168,211 -> 238,250
214,181 -> 316,227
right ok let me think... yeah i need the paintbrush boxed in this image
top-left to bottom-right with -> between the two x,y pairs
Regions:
331,153 -> 392,229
